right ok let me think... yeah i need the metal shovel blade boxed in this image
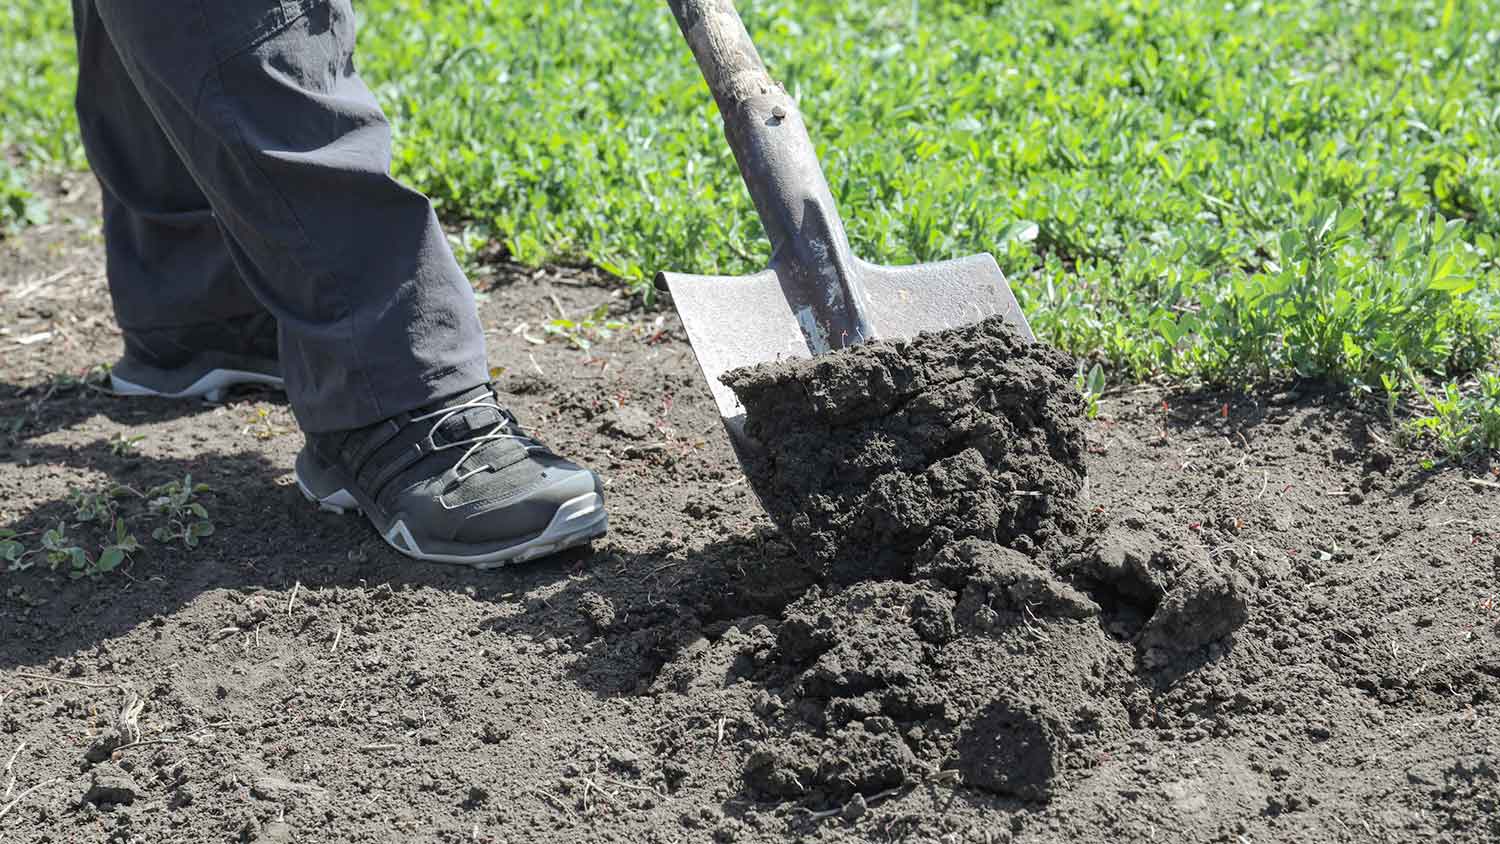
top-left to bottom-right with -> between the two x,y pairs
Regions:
659,0 -> 1033,457
660,255 -> 1031,443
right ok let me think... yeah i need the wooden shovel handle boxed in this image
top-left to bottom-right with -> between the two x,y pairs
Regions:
665,0 -> 783,116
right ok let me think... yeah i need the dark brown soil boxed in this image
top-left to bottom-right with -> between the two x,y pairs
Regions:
717,317 -> 1251,806
2,180 -> 1498,843
723,315 -> 1089,582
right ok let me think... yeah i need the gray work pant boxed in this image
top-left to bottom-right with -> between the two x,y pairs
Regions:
71,0 -> 489,432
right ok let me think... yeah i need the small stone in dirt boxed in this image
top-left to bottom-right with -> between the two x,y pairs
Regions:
577,591 -> 616,634
598,406 -> 655,441
907,589 -> 957,644
956,698 -> 1066,801
507,373 -> 553,395
1140,564 -> 1251,655
779,583 -> 933,702
83,762 -> 139,807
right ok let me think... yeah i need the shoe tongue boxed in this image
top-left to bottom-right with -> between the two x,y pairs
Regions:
429,387 -> 506,447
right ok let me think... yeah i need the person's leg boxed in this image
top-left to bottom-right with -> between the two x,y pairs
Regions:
86,0 -> 488,433
71,0 -> 281,399
82,0 -> 605,565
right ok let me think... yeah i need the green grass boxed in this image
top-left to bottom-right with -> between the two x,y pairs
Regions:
2,0 -> 1497,453
0,1 -> 79,233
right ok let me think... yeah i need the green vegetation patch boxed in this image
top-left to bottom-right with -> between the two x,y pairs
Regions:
0,1 -> 80,232
2,0 -> 1497,450
2,475 -> 215,579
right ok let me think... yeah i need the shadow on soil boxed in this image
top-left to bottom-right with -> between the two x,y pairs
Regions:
0,383 -> 618,671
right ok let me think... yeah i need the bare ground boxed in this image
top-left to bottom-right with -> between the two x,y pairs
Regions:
1,180 -> 1497,843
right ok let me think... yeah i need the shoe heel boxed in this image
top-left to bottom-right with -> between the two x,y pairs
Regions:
294,471 -> 361,515
294,447 -> 363,515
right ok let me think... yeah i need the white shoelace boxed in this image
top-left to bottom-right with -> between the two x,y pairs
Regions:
412,394 -> 543,482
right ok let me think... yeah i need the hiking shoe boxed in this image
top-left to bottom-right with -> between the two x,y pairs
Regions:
110,313 -> 283,401
293,385 -> 607,568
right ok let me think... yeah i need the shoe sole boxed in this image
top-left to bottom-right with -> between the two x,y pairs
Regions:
110,369 -> 285,403
292,465 -> 608,569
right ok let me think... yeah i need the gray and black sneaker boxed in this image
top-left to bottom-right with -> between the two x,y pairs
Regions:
293,385 -> 607,568
110,312 -> 284,401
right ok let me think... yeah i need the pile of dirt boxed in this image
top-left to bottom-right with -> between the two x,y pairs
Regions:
635,319 -> 1256,807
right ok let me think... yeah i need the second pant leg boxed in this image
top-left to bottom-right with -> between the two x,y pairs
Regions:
89,0 -> 489,433
71,0 -> 265,333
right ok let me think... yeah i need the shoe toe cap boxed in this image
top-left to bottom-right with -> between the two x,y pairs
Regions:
450,466 -> 602,544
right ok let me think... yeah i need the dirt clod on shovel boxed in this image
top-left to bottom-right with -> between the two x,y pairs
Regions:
723,315 -> 1089,582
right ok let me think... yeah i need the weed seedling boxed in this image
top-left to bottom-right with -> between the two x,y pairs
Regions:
0,529 -> 26,570
37,519 -> 138,579
44,363 -> 110,394
147,474 -> 215,548
39,522 -> 85,571
244,406 -> 293,440
109,432 -> 145,457
1379,373 -> 1408,448
1077,363 -> 1106,420
545,303 -> 628,352
68,485 -> 127,524
96,518 -> 142,576
1412,382 -> 1475,460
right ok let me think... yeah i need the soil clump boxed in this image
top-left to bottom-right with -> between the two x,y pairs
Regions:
723,316 -> 1089,582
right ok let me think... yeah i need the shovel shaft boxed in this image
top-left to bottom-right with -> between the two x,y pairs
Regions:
666,0 -> 875,352
665,0 -> 776,118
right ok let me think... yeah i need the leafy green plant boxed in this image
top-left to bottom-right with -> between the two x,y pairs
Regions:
147,475 -> 215,548
37,519 -> 138,579
4,475 -> 218,580
109,432 -> 145,457
36,363 -> 112,398
68,486 -> 127,524
1476,373 -> 1500,454
0,160 -> 47,234
0,529 -> 25,569
1077,362 -> 1106,420
38,523 -> 83,571
1410,373 -> 1500,458
1378,373 -> 1408,448
243,406 -> 293,441
544,303 -> 628,351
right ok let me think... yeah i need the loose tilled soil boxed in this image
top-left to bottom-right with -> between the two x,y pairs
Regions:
1,179 -> 1498,844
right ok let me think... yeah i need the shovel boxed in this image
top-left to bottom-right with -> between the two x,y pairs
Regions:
658,0 -> 1033,458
